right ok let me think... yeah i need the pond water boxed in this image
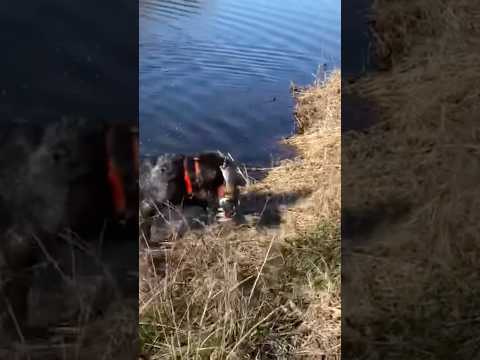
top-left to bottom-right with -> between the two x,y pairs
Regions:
342,0 -> 377,133
140,0 -> 340,165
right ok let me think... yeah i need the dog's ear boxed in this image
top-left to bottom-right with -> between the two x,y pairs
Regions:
171,155 -> 185,176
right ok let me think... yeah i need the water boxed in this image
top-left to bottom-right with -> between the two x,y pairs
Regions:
342,0 -> 374,78
140,0 -> 340,165
341,0 -> 381,245
342,0 -> 377,133
0,1 -> 138,121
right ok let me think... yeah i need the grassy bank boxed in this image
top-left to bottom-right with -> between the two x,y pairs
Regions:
344,0 -> 480,357
139,70 -> 340,359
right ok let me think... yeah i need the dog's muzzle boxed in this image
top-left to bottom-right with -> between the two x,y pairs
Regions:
217,196 -> 237,221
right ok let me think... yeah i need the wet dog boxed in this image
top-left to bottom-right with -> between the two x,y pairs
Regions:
139,151 -> 246,240
0,118 -> 138,338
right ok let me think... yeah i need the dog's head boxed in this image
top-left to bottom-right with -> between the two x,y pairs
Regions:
140,154 -> 185,211
216,152 -> 247,219
0,118 -> 138,243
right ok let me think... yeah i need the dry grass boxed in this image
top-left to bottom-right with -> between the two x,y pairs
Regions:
343,0 -> 480,358
139,70 -> 341,359
255,70 -> 341,235
1,236 -> 138,359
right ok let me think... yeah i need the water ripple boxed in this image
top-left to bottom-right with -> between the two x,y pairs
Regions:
140,0 -> 340,165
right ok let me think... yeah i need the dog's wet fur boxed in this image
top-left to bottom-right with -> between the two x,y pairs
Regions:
139,152 -> 245,241
140,152 -> 223,213
0,118 -> 138,342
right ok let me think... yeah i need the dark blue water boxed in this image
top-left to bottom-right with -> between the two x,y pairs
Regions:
0,1 -> 138,121
140,0 -> 340,165
342,0 -> 374,78
342,0 -> 377,133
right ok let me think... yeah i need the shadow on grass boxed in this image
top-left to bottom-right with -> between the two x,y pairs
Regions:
342,199 -> 411,246
140,188 -> 312,245
238,188 -> 312,227
139,188 -> 311,283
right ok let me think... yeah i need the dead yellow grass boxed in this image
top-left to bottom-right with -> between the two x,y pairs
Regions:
139,70 -> 340,359
343,0 -> 480,357
253,70 -> 341,236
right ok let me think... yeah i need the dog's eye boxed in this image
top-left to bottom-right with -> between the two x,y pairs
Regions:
160,166 -> 166,173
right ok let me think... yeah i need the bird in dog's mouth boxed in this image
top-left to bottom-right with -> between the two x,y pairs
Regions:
139,150 -> 247,236
217,152 -> 246,221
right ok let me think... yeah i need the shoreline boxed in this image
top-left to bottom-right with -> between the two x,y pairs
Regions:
140,70 -> 341,359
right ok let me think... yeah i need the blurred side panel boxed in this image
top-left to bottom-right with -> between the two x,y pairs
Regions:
0,1 -> 138,359
342,0 -> 480,358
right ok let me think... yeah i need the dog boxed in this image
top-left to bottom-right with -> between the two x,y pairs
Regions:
139,151 -> 246,240
0,117 -> 138,339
